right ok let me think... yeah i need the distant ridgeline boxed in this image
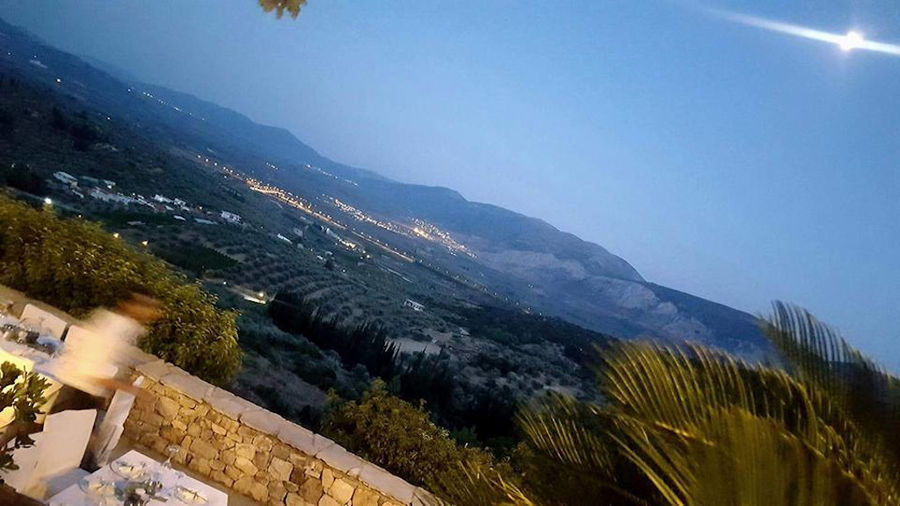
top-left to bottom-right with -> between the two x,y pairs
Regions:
0,15 -> 772,360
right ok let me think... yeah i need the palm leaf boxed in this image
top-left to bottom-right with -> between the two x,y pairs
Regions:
596,341 -> 900,505
764,302 -> 900,463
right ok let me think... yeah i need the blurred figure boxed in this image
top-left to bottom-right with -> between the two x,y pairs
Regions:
58,293 -> 161,399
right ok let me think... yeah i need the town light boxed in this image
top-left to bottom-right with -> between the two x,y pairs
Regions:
43,197 -> 53,205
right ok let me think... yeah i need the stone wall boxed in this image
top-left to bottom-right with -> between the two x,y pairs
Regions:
123,359 -> 434,506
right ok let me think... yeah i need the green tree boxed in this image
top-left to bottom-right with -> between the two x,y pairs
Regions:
258,0 -> 307,19
0,362 -> 49,475
0,196 -> 241,385
321,380 -> 509,501
444,303 -> 900,505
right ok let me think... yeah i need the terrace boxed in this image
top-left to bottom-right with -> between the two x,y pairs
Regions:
0,285 -> 431,505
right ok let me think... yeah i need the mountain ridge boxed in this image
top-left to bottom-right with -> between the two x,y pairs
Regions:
0,16 -> 771,358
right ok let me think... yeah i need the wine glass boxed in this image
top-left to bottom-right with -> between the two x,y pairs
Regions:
162,444 -> 185,498
163,444 -> 181,470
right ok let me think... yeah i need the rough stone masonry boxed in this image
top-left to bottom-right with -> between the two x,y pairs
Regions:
123,358 -> 435,506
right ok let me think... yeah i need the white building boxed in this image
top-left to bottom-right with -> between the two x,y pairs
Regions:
404,299 -> 425,312
153,194 -> 173,204
89,188 -> 136,205
220,211 -> 241,224
52,171 -> 78,186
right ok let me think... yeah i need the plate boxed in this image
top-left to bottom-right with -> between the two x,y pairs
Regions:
175,485 -> 208,504
112,460 -> 147,480
78,477 -> 116,496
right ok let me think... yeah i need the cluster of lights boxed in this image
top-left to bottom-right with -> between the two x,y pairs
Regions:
141,90 -> 206,121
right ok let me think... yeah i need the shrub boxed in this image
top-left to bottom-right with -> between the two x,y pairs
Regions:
0,196 -> 241,384
0,362 -> 49,474
321,380 -> 507,497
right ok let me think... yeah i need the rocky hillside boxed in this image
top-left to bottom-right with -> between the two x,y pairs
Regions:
0,16 -> 771,358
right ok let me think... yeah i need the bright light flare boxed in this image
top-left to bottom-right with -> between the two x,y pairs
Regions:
839,31 -> 864,51
708,9 -> 900,56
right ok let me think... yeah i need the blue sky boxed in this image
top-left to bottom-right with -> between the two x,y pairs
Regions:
1,1 -> 897,368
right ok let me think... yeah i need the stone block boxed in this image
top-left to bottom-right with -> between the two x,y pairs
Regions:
220,415 -> 240,432
321,469 -> 334,490
254,451 -> 273,471
209,469 -> 232,487
188,458 -> 211,476
194,403 -> 210,417
273,443 -> 292,460
160,425 -> 185,444
304,460 -> 323,479
329,478 -> 355,504
233,475 -> 254,496
142,411 -> 164,427
235,443 -> 255,459
351,488 -> 380,506
278,423 -> 332,456
160,369 -> 213,400
269,456 -> 293,482
412,487 -> 439,506
222,449 -> 236,466
300,477 -> 324,504
242,409 -> 285,435
285,493 -> 308,506
235,456 -> 259,476
177,394 -> 197,409
254,434 -> 275,452
213,434 -> 235,451
238,425 -> 261,441
136,359 -> 172,381
190,438 -> 218,461
316,445 -> 364,477
156,396 -> 180,418
268,482 -> 288,506
358,464 -> 415,504
250,481 -> 269,502
319,495 -> 340,506
209,460 -> 225,471
288,451 -> 308,468
224,465 -> 243,481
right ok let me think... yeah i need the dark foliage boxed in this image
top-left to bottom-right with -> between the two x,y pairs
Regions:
447,304 -> 614,367
269,290 -> 399,378
0,163 -> 47,195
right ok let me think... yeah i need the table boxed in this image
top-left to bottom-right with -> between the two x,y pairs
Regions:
48,450 -> 228,505
0,318 -> 66,426
0,316 -> 115,397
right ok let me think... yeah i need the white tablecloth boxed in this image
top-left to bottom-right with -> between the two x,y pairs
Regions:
48,450 -> 228,506
0,316 -> 113,397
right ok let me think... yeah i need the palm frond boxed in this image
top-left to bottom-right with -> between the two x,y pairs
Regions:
764,301 -> 900,463
596,341 -> 900,505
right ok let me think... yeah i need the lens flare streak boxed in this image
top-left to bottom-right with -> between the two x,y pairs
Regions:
708,9 -> 900,56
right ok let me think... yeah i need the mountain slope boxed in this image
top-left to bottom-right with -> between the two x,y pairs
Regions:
0,16 -> 771,357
